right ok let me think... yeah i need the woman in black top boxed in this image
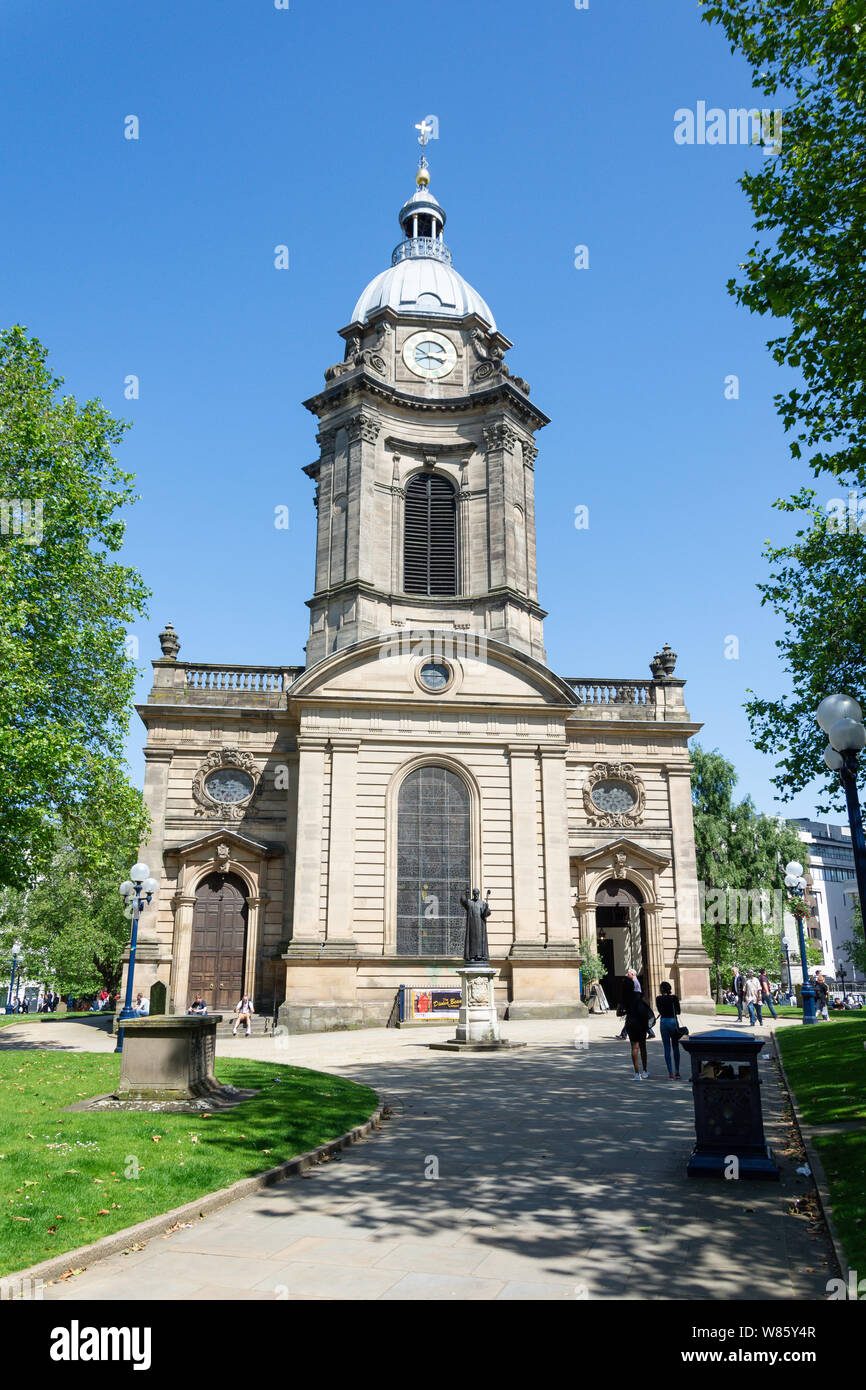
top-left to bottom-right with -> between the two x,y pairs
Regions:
656,981 -> 682,1079
624,990 -> 653,1079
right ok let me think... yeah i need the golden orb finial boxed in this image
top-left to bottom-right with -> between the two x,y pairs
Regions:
416,166 -> 430,188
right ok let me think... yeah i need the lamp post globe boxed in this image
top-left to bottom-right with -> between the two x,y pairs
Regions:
816,694 -> 863,734
783,862 -> 816,1025
817,694 -> 866,967
130,862 -> 150,885
828,718 -> 866,753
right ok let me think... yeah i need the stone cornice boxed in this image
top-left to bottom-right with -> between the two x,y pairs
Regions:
302,371 -> 549,431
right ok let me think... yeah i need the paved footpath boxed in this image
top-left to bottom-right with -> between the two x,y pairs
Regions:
3,1013 -> 835,1301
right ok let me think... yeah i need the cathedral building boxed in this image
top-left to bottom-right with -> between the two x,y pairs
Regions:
130,150 -> 713,1030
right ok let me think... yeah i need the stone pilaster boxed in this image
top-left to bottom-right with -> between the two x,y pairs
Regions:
323,738 -> 360,950
507,745 -> 542,949
539,746 -> 574,946
169,893 -> 197,1012
345,410 -> 381,590
667,765 -> 714,1011
288,737 -> 328,950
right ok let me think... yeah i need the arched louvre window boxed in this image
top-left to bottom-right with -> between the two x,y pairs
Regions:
403,473 -> 457,595
396,766 -> 470,956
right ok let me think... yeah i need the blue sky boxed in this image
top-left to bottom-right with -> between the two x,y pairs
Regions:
1,0 -> 839,821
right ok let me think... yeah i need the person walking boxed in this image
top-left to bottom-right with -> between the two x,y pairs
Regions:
232,994 -> 254,1037
744,970 -> 763,1026
732,965 -> 746,1023
758,968 -> 778,1021
617,967 -> 642,1040
655,981 -> 686,1079
814,972 -> 830,1021
624,986 -> 654,1080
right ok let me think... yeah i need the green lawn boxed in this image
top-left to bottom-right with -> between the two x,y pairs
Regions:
716,1004 -> 805,1018
0,1012 -> 94,1029
0,1051 -> 377,1279
776,1014 -> 866,1124
812,1131 -> 866,1276
776,1015 -> 866,1275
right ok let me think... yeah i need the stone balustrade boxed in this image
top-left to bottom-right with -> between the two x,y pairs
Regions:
565,676 -> 688,721
566,678 -> 654,706
149,661 -> 303,708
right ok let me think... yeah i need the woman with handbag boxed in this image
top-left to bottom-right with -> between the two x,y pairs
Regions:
655,980 -> 687,1080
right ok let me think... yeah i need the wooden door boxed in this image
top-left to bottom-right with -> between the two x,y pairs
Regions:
188,872 -> 248,1011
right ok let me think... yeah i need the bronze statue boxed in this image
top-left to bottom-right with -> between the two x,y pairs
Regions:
460,888 -> 491,962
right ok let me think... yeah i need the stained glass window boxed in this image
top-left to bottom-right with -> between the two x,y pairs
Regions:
396,766 -> 470,956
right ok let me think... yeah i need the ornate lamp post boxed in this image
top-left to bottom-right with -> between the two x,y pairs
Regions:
784,861 -> 816,1025
114,863 -> 159,1053
816,694 -> 866,947
781,937 -> 792,1000
6,951 -> 17,1015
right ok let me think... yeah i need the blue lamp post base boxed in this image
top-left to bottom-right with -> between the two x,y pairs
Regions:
800,982 -> 817,1024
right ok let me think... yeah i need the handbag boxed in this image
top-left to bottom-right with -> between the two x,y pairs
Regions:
675,1025 -> 689,1041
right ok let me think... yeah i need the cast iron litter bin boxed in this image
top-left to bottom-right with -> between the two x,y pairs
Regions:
681,1028 -> 779,1179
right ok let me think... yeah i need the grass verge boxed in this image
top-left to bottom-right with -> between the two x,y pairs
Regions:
776,1015 -> 866,1275
776,1014 -> 866,1125
0,1013 -> 93,1030
0,1051 -> 377,1278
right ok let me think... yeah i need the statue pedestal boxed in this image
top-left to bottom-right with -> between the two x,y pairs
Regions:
429,965 -> 525,1053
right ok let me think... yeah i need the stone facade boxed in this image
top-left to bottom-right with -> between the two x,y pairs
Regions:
126,168 -> 713,1028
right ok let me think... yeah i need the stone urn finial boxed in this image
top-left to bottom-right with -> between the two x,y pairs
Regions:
158,621 -> 180,660
659,643 -> 678,677
650,651 -> 665,679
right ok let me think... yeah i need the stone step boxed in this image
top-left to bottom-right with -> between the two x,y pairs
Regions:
214,1014 -> 274,1037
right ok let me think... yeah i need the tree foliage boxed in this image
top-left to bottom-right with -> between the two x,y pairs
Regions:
700,0 -> 866,483
691,744 -> 805,996
0,326 -> 149,889
0,838 -> 138,998
745,489 -> 866,805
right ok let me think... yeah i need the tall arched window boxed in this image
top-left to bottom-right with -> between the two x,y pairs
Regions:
396,766 -> 470,955
403,473 -> 457,596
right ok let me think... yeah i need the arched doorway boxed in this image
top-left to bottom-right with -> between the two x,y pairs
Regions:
189,872 -> 249,1010
595,878 -> 647,1009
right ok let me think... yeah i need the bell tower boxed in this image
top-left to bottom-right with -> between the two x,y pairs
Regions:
302,130 -> 550,668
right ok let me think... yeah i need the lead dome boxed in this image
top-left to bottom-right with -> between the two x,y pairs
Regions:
350,176 -> 496,331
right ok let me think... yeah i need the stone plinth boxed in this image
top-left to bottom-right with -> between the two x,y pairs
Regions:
429,966 -> 525,1053
117,1014 -> 227,1101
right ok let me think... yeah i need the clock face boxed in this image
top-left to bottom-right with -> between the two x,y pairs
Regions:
591,780 -> 637,814
205,769 -> 255,804
403,330 -> 458,380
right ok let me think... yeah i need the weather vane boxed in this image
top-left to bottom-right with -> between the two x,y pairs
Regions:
414,116 -> 434,186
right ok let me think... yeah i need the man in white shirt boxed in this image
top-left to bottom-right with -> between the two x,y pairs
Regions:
131,993 -> 150,1017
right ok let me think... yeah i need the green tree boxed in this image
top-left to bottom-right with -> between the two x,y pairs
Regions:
744,490 -> 866,806
0,326 -> 149,889
691,745 -> 805,998
841,901 -> 866,977
700,0 -> 866,485
0,837 -> 138,999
